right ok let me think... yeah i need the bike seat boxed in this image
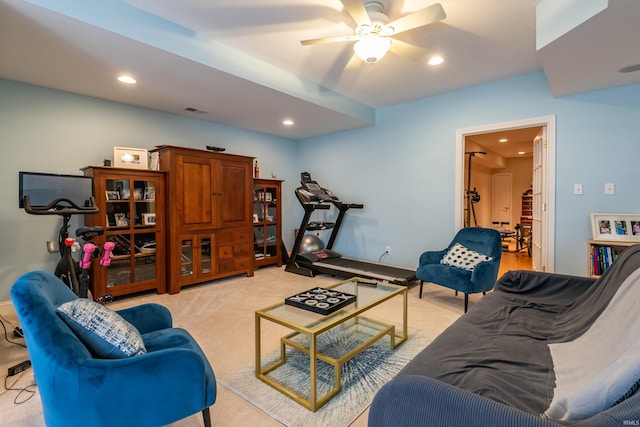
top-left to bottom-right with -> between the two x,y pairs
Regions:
76,226 -> 105,237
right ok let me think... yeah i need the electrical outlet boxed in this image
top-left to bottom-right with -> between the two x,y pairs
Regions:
385,246 -> 391,254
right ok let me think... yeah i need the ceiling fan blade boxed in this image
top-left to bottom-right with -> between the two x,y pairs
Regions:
301,35 -> 359,46
341,0 -> 372,27
388,39 -> 427,61
344,53 -> 362,70
386,3 -> 446,35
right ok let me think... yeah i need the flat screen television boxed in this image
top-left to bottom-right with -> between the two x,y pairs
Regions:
19,171 -> 94,209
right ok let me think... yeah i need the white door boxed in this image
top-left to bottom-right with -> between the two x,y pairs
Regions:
492,173 -> 512,227
531,131 -> 544,271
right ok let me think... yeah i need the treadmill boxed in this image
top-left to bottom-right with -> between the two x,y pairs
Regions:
285,172 -> 416,286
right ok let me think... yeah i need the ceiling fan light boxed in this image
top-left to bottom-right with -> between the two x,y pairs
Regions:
354,35 -> 391,64
117,75 -> 137,84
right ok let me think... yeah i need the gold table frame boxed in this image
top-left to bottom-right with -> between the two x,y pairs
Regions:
255,278 -> 408,412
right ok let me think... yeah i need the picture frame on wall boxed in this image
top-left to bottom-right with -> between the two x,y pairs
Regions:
114,147 -> 148,169
591,213 -> 640,242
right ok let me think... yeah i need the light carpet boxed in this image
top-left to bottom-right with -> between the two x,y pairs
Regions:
218,327 -> 434,427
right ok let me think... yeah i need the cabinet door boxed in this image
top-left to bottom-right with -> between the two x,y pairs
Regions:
98,174 -> 165,297
252,180 -> 282,267
178,155 -> 215,228
218,158 -> 252,228
177,233 -> 217,285
176,155 -> 251,230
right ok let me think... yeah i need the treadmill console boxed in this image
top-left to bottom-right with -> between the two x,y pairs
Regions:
298,172 -> 338,203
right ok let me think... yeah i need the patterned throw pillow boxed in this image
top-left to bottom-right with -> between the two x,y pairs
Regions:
57,299 -> 147,358
440,243 -> 493,271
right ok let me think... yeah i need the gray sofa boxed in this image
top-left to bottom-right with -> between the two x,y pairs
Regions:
369,244 -> 640,426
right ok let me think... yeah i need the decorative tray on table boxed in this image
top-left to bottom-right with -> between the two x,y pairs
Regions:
284,287 -> 356,315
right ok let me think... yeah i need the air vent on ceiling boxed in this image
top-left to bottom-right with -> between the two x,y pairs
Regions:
184,106 -> 208,114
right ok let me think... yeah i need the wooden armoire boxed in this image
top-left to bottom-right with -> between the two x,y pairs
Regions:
152,145 -> 254,294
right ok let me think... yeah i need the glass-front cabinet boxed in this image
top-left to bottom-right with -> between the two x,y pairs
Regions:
253,179 -> 283,267
178,233 -> 217,285
82,166 -> 166,301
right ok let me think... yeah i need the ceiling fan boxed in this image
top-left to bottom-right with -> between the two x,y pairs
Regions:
300,0 -> 446,69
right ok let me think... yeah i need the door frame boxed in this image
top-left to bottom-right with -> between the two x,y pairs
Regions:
455,115 -> 556,272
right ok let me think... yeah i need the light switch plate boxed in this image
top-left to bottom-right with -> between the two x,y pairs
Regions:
574,184 -> 583,195
605,183 -> 615,195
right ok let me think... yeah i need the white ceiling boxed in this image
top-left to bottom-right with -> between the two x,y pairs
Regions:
467,127 -> 542,159
1,0 -> 639,139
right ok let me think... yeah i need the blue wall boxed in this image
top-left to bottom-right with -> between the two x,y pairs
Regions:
2,72 -> 640,301
0,79 -> 297,301
297,71 -> 640,277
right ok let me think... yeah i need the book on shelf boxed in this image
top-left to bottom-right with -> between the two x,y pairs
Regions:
591,244 -> 620,276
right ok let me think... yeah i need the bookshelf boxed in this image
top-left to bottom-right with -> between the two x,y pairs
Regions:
588,240 -> 635,278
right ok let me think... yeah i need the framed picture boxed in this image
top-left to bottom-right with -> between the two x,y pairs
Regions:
114,147 -> 149,169
591,213 -> 640,242
114,213 -> 128,226
106,190 -> 120,200
142,213 -> 156,225
265,192 -> 273,202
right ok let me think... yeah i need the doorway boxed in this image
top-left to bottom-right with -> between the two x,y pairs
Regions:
455,116 -> 556,273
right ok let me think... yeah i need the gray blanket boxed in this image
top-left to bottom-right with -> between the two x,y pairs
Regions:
400,244 -> 640,422
546,267 -> 640,420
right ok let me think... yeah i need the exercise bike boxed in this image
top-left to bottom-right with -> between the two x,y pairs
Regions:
23,196 -> 114,299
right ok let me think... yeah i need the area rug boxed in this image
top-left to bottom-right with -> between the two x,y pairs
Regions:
218,326 -> 435,427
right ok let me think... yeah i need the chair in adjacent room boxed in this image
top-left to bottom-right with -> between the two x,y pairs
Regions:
416,227 -> 502,312
10,270 -> 216,427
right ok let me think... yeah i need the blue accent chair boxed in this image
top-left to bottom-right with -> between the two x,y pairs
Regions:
416,227 -> 502,312
10,271 -> 216,427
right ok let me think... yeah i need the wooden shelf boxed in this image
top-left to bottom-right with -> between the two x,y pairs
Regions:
588,239 -> 636,278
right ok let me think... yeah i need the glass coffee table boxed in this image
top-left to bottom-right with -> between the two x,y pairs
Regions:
255,278 -> 408,411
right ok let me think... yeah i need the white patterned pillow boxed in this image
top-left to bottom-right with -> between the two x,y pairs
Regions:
440,243 -> 493,271
57,299 -> 147,358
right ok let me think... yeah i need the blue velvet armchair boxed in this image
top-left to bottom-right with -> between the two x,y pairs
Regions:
416,227 -> 502,312
10,270 -> 216,427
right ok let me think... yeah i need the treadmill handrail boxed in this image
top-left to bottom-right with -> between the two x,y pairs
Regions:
336,202 -> 363,209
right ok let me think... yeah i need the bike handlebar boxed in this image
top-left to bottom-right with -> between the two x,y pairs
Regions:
23,196 -> 99,216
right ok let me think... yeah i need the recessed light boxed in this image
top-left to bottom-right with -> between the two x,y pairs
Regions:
427,56 -> 444,66
518,151 -> 526,155
117,75 -> 137,84
282,119 -> 294,126
499,138 -> 508,143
